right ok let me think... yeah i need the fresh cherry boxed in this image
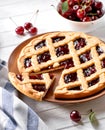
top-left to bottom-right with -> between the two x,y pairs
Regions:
85,6 -> 92,13
13,10 -> 39,36
77,9 -> 86,19
68,0 -> 74,6
15,26 -> 24,35
70,110 -> 81,122
94,1 -> 103,9
82,16 -> 92,22
24,22 -> 33,30
91,16 -> 98,20
28,26 -> 38,35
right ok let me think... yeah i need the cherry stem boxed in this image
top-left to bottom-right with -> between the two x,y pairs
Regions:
9,17 -> 18,27
29,9 -> 39,23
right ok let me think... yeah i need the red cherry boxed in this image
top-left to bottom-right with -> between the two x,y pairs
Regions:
28,27 -> 38,35
94,1 -> 103,9
70,110 -> 81,122
68,0 -> 74,6
91,15 -> 98,20
85,6 -> 92,13
62,8 -> 73,18
77,9 -> 86,19
24,22 -> 33,30
97,9 -> 104,17
15,26 -> 24,35
82,16 -> 92,22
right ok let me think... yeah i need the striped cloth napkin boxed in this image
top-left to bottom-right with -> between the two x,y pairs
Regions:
0,59 -> 49,130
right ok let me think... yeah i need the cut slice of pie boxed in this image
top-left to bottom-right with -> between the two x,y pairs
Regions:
8,72 -> 54,101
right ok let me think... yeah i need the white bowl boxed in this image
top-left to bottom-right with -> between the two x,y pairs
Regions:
55,4 -> 105,33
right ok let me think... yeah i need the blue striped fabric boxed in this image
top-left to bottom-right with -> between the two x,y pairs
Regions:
0,59 -> 49,130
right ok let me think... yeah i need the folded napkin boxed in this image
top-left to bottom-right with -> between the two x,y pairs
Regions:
0,59 -> 48,130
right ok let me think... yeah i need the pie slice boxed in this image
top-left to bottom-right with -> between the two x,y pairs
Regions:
8,72 -> 54,101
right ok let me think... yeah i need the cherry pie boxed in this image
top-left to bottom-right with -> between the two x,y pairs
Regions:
9,31 -> 105,100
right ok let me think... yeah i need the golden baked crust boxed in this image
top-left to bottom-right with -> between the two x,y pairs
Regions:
9,31 -> 105,100
8,72 -> 54,101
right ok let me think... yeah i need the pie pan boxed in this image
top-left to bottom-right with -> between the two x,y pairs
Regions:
8,32 -> 105,103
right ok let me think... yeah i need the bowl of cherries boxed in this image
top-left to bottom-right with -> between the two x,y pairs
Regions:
57,0 -> 105,32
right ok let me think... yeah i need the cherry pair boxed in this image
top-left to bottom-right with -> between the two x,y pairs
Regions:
15,22 -> 38,35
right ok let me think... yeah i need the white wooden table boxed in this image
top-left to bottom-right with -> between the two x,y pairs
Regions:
1,0 -> 105,130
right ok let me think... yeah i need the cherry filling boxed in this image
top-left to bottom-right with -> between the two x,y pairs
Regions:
32,84 -> 46,92
74,38 -> 86,50
34,40 -> 46,50
88,78 -> 99,87
79,51 -> 92,63
64,72 -> 78,83
16,74 -> 23,81
68,86 -> 82,90
83,65 -> 96,77
101,58 -> 105,68
55,44 -> 69,57
96,46 -> 104,55
29,74 -> 43,80
37,51 -> 51,64
24,58 -> 32,68
60,58 -> 74,69
52,36 -> 65,43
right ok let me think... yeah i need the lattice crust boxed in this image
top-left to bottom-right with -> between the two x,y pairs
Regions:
17,31 -> 90,73
54,37 -> 105,99
8,72 -> 54,101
